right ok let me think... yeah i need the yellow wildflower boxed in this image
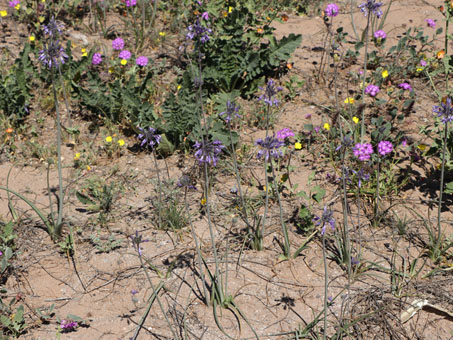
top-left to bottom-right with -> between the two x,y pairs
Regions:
416,67 -> 423,72
228,6 -> 233,13
201,198 -> 206,205
0,10 -> 7,17
118,139 -> 125,146
108,66 -> 114,73
344,97 -> 354,104
15,4 -> 20,10
417,144 -> 428,151
74,153 -> 81,160
352,116 -> 359,124
177,84 -> 181,91
120,59 -> 127,66
86,165 -> 91,171
295,142 -> 302,150
323,123 -> 331,131
105,136 -> 112,143
159,31 -> 165,37
382,69 -> 389,78
81,48 -> 87,57
29,36 -> 35,42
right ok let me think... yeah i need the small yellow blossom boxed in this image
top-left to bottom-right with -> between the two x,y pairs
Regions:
81,48 -> 87,57
201,198 -> 206,205
344,97 -> 354,104
86,165 -> 91,171
323,123 -> 331,131
120,59 -> 127,66
0,10 -> 7,17
416,67 -> 424,72
29,36 -> 35,42
105,136 -> 112,143
15,4 -> 20,10
228,6 -> 233,13
352,116 -> 359,124
74,153 -> 81,160
108,66 -> 114,73
295,142 -> 302,150
382,69 -> 389,78
177,84 -> 181,91
159,31 -> 165,37
118,139 -> 125,146
417,144 -> 428,151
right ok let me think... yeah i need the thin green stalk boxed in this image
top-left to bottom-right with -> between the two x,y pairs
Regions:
374,157 -> 381,223
260,104 -> 272,250
227,126 -> 252,233
58,66 -> 72,129
435,121 -> 448,257
360,15 -> 371,143
350,0 -> 359,40
183,188 -> 209,305
136,248 -> 179,340
270,161 -> 290,258
51,69 -> 64,235
152,149 -> 163,230
322,233 -> 328,340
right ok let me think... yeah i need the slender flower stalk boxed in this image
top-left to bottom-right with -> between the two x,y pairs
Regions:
137,127 -> 163,230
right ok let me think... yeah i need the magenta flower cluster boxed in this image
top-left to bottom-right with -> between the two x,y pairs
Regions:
136,56 -> 148,66
92,53 -> 102,65
112,37 -> 124,50
119,50 -> 132,60
353,143 -> 373,161
374,30 -> 386,39
365,84 -> 380,97
60,320 -> 78,331
124,0 -> 136,7
325,3 -> 339,17
425,18 -> 436,28
9,0 -> 20,7
399,82 -> 412,91
276,128 -> 295,140
377,141 -> 393,156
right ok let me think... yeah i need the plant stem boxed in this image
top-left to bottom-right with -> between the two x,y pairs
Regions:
270,161 -> 290,257
360,15 -> 371,143
322,232 -> 328,340
152,148 -> 163,230
52,69 -> 64,237
435,121 -> 448,258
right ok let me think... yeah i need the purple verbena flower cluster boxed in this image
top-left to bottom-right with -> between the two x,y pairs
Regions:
365,84 -> 380,97
358,0 -> 383,18
112,37 -> 125,50
377,140 -> 393,156
398,82 -> 412,91
433,97 -> 453,124
119,50 -> 132,60
194,140 -> 225,166
124,0 -> 136,7
276,128 -> 295,140
425,18 -> 436,28
60,320 -> 78,332
258,79 -> 282,106
374,30 -> 387,39
136,56 -> 148,66
255,136 -> 284,161
9,0 -> 20,8
92,53 -> 102,65
353,143 -> 373,161
325,3 -> 339,17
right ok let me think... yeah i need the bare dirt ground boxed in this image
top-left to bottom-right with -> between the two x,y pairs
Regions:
0,0 -> 452,339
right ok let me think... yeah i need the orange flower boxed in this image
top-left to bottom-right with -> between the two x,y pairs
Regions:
5,128 -> 13,134
437,50 -> 445,59
256,28 -> 264,34
281,14 -> 289,22
286,63 -> 293,69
